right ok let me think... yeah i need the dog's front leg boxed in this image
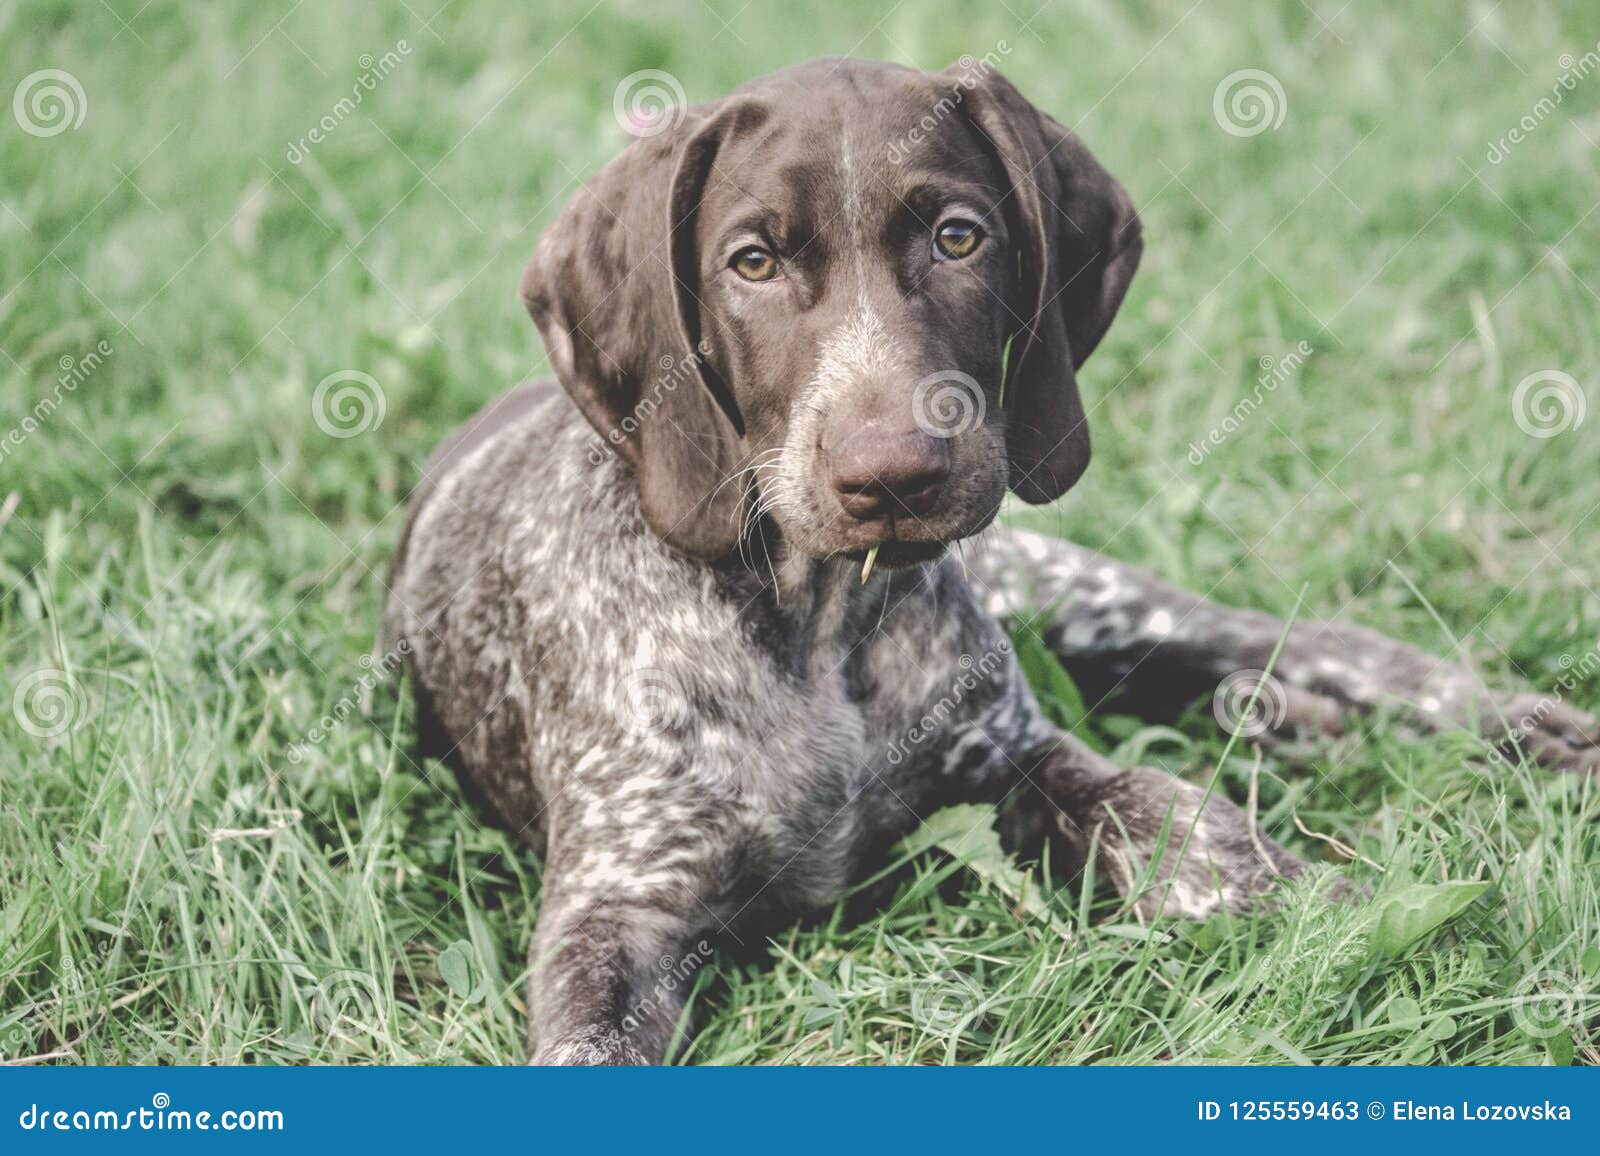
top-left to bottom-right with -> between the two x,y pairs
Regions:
524,864 -> 713,1066
1001,729 -> 1312,918
972,526 -> 1599,772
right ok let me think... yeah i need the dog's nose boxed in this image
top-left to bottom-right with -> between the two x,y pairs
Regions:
830,429 -> 951,521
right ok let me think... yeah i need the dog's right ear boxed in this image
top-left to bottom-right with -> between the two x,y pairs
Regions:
520,101 -> 765,560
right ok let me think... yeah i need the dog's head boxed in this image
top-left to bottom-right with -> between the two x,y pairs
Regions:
522,58 -> 1141,567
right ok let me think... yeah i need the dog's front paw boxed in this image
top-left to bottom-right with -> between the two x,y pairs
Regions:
1058,766 -> 1308,920
1486,692 -> 1600,775
1411,667 -> 1600,774
529,1025 -> 650,1066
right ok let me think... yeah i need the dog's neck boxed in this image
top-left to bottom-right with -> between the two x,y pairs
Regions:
714,518 -> 937,677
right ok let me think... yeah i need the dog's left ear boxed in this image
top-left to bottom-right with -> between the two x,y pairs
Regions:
951,66 -> 1143,503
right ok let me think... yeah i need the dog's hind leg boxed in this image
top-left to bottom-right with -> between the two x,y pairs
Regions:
968,525 -> 1600,773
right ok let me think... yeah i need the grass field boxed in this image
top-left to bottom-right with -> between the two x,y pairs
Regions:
2,0 -> 1598,1065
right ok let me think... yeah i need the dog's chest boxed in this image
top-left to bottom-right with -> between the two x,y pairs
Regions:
719,572 -> 1032,908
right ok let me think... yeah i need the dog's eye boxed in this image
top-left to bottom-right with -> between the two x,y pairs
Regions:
933,219 -> 983,261
731,246 -> 780,282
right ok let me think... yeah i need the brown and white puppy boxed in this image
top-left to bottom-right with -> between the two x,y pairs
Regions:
386,58 -> 1599,1066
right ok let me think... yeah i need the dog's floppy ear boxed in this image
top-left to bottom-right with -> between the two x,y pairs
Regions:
520,102 -> 758,559
952,67 -> 1142,504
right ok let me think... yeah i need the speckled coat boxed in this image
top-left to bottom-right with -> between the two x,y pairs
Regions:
385,60 -> 1598,1065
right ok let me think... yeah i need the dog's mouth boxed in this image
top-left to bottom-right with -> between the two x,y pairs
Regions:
841,540 -> 949,571
830,510 -> 958,571
824,502 -> 1001,574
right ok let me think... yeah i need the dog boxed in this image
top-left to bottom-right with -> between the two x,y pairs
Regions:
383,58 -> 1599,1065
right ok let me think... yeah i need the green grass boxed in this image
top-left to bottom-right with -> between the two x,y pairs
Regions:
3,0 -> 1599,1065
